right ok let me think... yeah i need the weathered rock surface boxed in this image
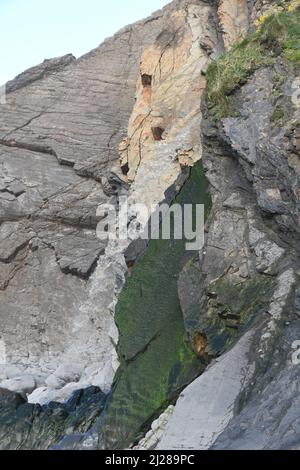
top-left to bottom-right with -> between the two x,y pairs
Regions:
156,3 -> 300,449
0,1 -> 174,402
134,406 -> 175,450
0,0 -> 218,446
0,0 -> 300,451
157,331 -> 255,449
6,54 -> 76,94
0,385 -> 107,450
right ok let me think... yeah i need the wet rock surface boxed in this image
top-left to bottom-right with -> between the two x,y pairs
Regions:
0,385 -> 106,450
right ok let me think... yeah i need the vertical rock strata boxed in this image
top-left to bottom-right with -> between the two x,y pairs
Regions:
0,0 -> 299,450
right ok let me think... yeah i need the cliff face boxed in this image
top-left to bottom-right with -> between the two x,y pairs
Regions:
0,0 -> 299,450
0,3 -> 170,402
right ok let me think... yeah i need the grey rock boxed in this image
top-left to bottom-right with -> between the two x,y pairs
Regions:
0,0 -> 168,402
43,228 -> 107,278
248,226 -> 265,246
0,385 -> 106,449
0,376 -> 36,394
223,192 -> 245,209
0,0 -> 300,452
52,364 -> 84,384
0,222 -> 34,262
212,339 -> 300,450
158,48 -> 300,451
258,190 -> 289,215
0,388 -> 27,408
6,54 -> 76,93
254,239 -> 285,275
295,288 -> 300,317
157,332 -> 254,450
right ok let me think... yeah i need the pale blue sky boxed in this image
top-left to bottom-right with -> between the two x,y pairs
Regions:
0,0 -> 169,86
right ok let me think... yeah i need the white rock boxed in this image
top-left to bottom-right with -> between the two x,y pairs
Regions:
4,365 -> 23,379
0,365 -> 46,388
89,361 -> 115,394
0,375 -> 36,394
28,382 -> 83,405
28,387 -> 50,405
54,363 -> 84,382
45,374 -> 64,390
51,383 -> 83,403
0,339 -> 7,366
134,406 -> 175,450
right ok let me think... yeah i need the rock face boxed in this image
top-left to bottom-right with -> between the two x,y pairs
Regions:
0,1 -> 172,401
0,385 -> 107,450
155,1 -> 300,450
0,0 -> 300,450
157,331 -> 255,450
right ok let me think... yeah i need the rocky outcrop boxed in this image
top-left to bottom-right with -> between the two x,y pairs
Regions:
5,54 -> 76,94
0,385 -> 107,450
218,0 -> 249,47
118,1 -> 218,185
0,0 -> 299,450
0,0 -> 219,415
155,3 -> 300,450
157,331 -> 255,449
0,2 -> 171,403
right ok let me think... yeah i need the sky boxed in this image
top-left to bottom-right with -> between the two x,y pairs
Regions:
0,0 -> 170,86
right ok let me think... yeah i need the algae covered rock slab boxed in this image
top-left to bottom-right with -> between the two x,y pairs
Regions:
94,162 -> 211,449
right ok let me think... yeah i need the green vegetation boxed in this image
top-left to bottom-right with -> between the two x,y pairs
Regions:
271,73 -> 286,102
206,9 -> 300,119
95,163 -> 211,449
201,276 -> 275,356
206,38 -> 270,119
179,260 -> 275,359
270,105 -> 288,125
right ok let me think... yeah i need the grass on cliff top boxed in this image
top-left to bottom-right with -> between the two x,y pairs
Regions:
206,9 -> 300,119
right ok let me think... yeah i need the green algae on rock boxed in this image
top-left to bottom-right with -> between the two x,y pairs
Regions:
93,162 -> 211,449
199,275 -> 275,357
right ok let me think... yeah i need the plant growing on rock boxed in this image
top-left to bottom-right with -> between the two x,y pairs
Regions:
206,9 -> 300,118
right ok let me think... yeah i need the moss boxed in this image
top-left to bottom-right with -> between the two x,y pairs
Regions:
206,9 -> 300,119
184,275 -> 275,358
271,74 -> 286,102
284,47 -> 300,62
271,89 -> 284,102
270,106 -> 287,124
95,162 -> 211,449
